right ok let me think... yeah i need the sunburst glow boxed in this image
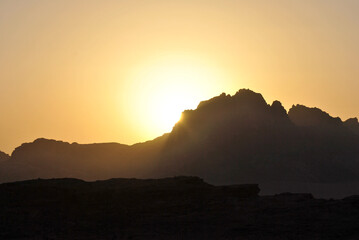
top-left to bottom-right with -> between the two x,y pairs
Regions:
122,55 -> 229,138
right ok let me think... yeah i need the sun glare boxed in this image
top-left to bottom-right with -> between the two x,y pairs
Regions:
123,54 -> 228,137
142,61 -> 210,132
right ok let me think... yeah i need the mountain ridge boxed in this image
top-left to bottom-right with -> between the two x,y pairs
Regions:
1,89 -> 359,198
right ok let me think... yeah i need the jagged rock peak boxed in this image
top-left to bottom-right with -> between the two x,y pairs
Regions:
0,151 -> 10,162
288,104 -> 342,127
344,118 -> 359,135
196,92 -> 231,110
271,100 -> 287,116
195,89 -> 268,111
233,89 -> 268,108
344,117 -> 359,125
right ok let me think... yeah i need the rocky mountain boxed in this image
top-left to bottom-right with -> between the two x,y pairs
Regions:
344,117 -> 359,135
157,90 -> 359,185
0,137 -> 167,183
288,104 -> 343,127
0,151 -> 9,162
0,177 -> 358,239
1,89 -> 359,198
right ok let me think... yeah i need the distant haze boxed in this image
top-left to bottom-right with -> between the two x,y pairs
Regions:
1,0 -> 359,153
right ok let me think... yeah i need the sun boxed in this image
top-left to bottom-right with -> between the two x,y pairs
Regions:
122,54 -> 230,139
140,61 -> 210,133
149,85 -> 197,132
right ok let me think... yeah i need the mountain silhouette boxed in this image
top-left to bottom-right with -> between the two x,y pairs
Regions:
0,151 -> 9,162
1,89 -> 359,198
288,104 -> 342,127
157,90 -> 359,189
344,117 -> 359,135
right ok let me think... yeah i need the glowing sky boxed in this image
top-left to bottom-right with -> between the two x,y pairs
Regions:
1,0 -> 359,153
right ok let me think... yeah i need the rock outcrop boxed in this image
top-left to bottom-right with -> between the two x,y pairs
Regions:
344,117 -> 359,135
288,104 -> 342,127
0,151 -> 9,162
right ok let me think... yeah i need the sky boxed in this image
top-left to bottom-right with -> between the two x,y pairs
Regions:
1,0 -> 359,154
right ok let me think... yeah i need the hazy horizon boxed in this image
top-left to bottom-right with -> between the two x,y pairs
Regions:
1,0 -> 359,153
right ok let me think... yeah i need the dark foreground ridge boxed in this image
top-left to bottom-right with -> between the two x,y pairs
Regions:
0,177 -> 358,239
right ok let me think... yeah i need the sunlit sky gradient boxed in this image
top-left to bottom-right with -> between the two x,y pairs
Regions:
1,0 -> 359,153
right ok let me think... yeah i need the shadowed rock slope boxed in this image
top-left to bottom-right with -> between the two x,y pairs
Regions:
0,177 -> 358,239
1,89 -> 359,198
